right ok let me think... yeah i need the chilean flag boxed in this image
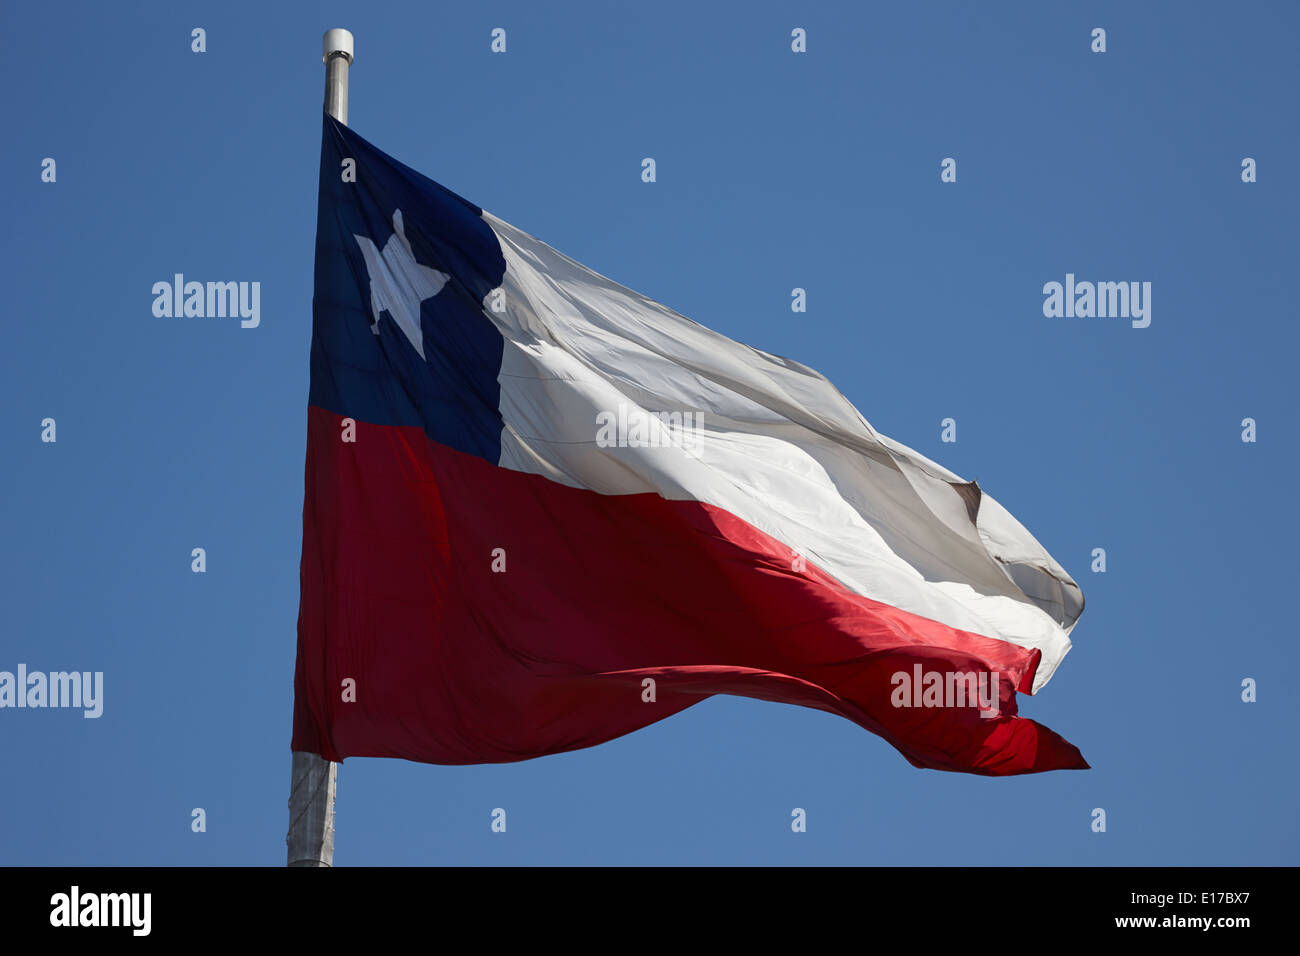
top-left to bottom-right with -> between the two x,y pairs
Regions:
291,113 -> 1089,776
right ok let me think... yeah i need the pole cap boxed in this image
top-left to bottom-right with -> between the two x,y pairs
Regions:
323,29 -> 354,64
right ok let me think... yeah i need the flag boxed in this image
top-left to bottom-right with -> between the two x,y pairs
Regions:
291,113 -> 1088,776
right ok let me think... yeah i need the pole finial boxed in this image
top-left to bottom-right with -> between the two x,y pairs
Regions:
323,28 -> 354,65
322,29 -> 353,125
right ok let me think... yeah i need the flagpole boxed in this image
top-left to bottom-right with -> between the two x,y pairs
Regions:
286,27 -> 353,869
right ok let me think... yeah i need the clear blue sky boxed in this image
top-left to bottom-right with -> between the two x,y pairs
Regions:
2,0 -> 1296,865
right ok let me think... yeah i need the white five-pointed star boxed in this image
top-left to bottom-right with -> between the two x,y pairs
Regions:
353,208 -> 449,359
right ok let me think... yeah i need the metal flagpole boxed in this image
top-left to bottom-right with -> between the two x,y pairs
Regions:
286,27 -> 353,868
